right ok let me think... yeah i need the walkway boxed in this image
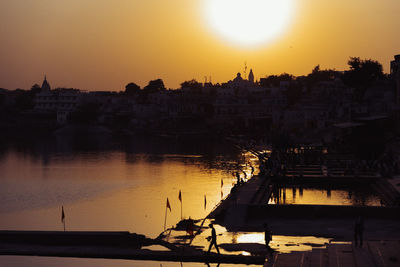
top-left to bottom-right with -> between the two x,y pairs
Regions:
269,241 -> 400,267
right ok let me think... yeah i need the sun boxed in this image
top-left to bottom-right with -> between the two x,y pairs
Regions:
204,0 -> 295,47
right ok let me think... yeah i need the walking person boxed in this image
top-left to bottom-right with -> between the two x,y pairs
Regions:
207,223 -> 220,255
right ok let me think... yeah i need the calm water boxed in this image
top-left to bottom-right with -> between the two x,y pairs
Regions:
0,136 -> 380,266
0,136 -> 256,267
268,185 -> 383,206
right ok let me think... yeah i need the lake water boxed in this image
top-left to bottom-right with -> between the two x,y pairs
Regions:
0,135 -> 257,267
0,136 -> 381,266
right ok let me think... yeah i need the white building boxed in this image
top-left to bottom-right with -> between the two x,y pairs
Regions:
34,77 -> 82,124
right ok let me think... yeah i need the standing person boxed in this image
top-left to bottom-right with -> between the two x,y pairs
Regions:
207,223 -> 220,254
186,217 -> 194,237
235,172 -> 241,185
354,216 -> 364,247
242,170 -> 247,181
264,223 -> 273,256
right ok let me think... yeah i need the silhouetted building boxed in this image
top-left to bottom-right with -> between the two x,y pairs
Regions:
391,55 -> 400,104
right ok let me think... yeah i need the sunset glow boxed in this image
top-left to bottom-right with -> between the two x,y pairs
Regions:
204,0 -> 295,47
0,0 -> 399,90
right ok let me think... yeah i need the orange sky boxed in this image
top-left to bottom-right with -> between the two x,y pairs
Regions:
0,0 -> 399,91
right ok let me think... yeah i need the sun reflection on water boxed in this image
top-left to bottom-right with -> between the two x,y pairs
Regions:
237,233 -> 264,243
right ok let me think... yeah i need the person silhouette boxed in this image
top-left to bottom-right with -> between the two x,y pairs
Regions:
235,172 -> 241,184
207,223 -> 220,254
264,223 -> 273,256
186,217 -> 194,237
354,216 -> 364,248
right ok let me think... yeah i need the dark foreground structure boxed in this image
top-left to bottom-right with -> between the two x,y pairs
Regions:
1,231 -> 399,266
0,230 -> 265,265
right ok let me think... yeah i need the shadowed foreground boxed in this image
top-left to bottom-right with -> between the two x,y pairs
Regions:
272,241 -> 400,267
0,231 -> 266,265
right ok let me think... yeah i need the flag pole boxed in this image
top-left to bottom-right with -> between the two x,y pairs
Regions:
180,193 -> 183,221
178,190 -> 183,220
164,202 -> 168,231
221,179 -> 224,200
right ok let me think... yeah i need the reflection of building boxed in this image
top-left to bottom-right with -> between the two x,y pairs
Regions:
391,55 -> 400,104
34,77 -> 82,124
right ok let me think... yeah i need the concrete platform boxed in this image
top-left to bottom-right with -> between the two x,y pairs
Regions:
269,241 -> 400,267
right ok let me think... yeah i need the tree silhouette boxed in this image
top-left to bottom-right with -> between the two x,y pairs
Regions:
125,82 -> 141,96
305,65 -> 341,86
343,57 -> 384,102
348,57 -> 362,71
260,73 -> 294,87
345,57 -> 384,85
30,84 -> 41,93
181,79 -> 202,89
181,79 -> 202,93
144,79 -> 165,93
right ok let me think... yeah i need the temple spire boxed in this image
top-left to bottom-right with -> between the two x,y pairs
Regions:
248,69 -> 254,83
41,75 -> 51,91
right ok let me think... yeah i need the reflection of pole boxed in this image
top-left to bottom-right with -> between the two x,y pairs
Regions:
61,206 -> 66,232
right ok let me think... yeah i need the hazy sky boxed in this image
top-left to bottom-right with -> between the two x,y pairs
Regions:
0,0 -> 399,91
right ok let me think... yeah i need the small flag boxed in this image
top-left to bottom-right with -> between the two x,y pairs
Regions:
61,206 -> 65,223
221,179 -> 223,188
166,198 -> 171,212
178,190 -> 182,202
204,195 -> 207,210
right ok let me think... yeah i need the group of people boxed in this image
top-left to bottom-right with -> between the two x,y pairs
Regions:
206,223 -> 274,257
206,217 -> 364,256
233,165 -> 255,185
